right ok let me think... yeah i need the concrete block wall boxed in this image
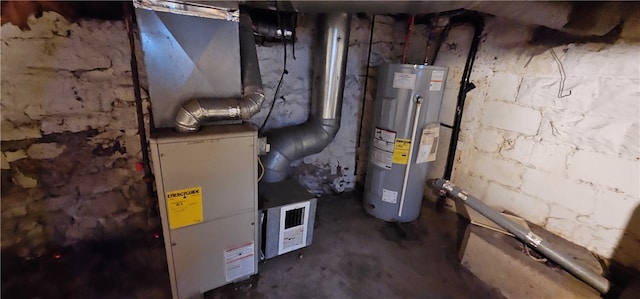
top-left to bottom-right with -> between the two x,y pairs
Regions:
430,16 -> 640,270
1,12 -> 155,257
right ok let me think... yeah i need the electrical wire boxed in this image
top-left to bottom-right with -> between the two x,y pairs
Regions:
258,1 -> 288,134
354,14 -> 376,175
522,241 -> 548,263
550,48 -> 571,98
124,3 -> 157,222
257,156 -> 265,182
401,15 -> 416,64
291,12 -> 297,60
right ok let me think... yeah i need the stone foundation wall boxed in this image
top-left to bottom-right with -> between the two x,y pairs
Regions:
1,12 -> 155,257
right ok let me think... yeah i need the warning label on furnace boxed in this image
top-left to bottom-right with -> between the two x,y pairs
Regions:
224,242 -> 255,282
166,186 -> 203,229
371,127 -> 396,170
393,138 -> 412,165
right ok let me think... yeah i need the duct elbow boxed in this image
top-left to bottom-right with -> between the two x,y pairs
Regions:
174,90 -> 264,131
175,97 -> 249,131
239,88 -> 265,119
175,99 -> 204,132
261,119 -> 340,183
261,149 -> 291,183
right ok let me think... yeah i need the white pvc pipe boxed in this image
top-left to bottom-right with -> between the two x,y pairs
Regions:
398,96 -> 424,217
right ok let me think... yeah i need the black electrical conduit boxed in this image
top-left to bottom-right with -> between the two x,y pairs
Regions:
354,14 -> 376,179
438,14 -> 484,207
124,3 -> 156,205
430,179 -> 614,295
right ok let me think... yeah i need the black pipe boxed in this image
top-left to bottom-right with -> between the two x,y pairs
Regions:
430,178 -> 612,294
439,14 -> 484,207
354,14 -> 375,180
124,3 -> 155,203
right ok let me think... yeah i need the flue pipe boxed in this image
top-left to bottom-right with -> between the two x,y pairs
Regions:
174,12 -> 265,132
430,178 -> 612,295
261,13 -> 351,182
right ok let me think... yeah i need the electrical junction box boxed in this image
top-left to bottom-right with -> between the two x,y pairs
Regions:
150,124 -> 258,299
259,179 -> 317,260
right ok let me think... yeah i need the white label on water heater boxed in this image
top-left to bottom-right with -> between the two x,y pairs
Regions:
392,72 -> 417,90
430,70 -> 445,91
371,127 -> 396,170
382,189 -> 398,204
416,124 -> 440,164
371,147 -> 393,170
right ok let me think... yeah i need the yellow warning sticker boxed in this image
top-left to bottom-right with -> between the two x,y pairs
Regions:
393,138 -> 411,165
166,186 -> 203,229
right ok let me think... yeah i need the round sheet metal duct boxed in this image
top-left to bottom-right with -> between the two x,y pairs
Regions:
261,12 -> 351,182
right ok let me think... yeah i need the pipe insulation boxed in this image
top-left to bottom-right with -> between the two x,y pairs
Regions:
261,13 -> 351,183
430,178 -> 612,295
174,12 -> 265,132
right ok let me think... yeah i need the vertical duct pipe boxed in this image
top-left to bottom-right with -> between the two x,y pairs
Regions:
261,13 -> 351,183
174,12 -> 265,132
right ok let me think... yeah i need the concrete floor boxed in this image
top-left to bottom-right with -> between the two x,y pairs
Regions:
2,193 -> 503,299
208,194 -> 502,299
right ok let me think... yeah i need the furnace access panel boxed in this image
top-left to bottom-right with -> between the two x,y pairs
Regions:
150,124 -> 258,299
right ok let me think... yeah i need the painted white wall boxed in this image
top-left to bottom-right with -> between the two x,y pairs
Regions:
430,16 -> 640,269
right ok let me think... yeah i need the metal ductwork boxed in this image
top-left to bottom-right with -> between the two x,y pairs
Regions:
261,13 -> 351,183
174,12 -> 265,132
135,1 -> 245,129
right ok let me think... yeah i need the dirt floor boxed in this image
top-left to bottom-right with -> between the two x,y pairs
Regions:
2,193 -> 503,299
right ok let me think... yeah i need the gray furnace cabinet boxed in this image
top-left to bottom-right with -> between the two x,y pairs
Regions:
150,124 -> 258,299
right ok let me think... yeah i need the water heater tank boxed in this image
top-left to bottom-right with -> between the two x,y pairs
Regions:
363,64 -> 447,222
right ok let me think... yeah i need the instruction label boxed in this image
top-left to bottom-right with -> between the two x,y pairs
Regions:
371,127 -> 397,170
283,226 -> 305,251
166,186 -> 203,229
382,189 -> 398,204
430,70 -> 445,91
392,72 -> 417,90
393,138 -> 412,165
416,124 -> 440,164
224,242 -> 255,282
